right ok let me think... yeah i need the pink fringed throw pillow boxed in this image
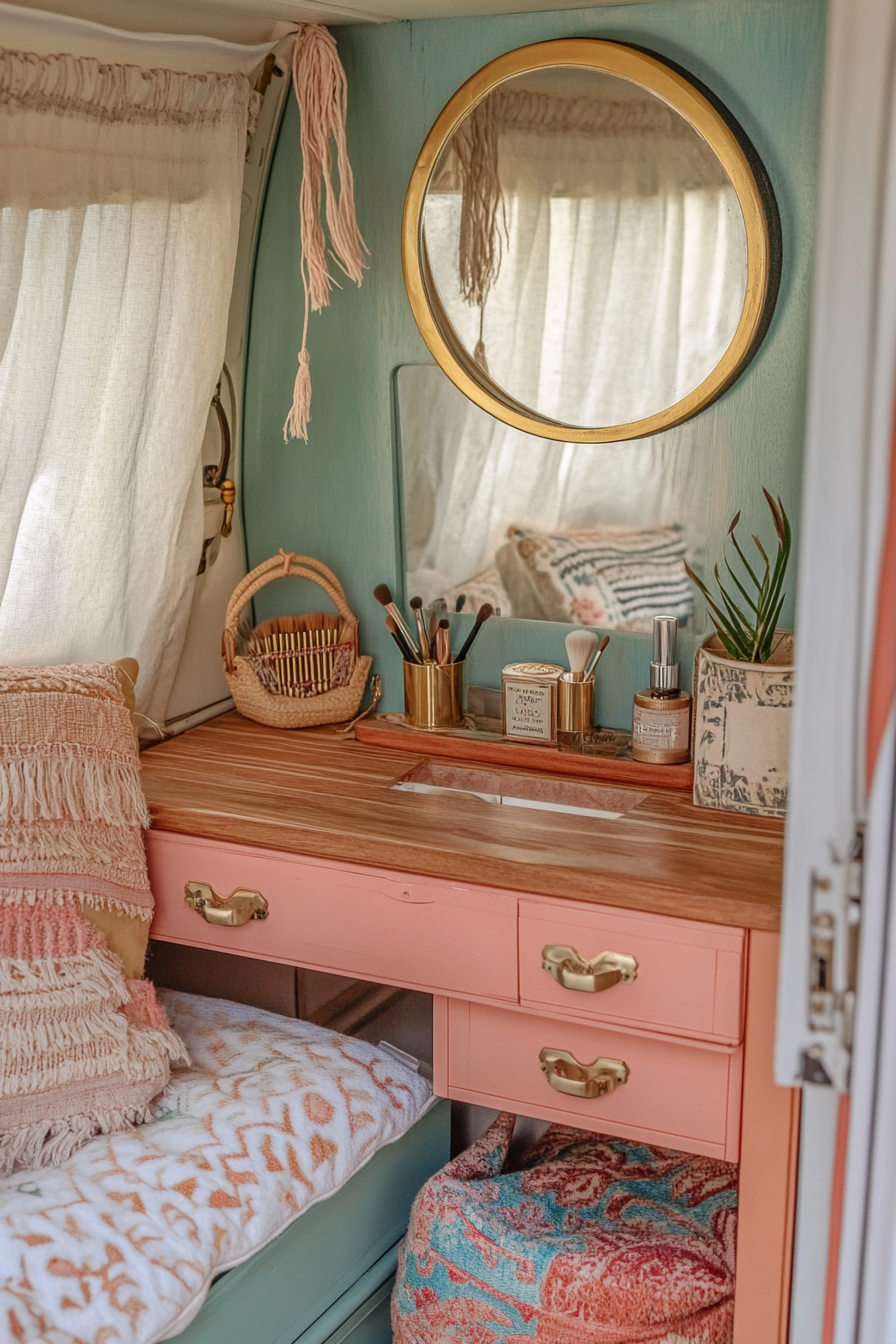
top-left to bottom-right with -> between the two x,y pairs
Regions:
0,663 -> 186,1174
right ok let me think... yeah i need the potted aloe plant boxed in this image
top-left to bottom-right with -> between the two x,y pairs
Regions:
685,490 -> 794,817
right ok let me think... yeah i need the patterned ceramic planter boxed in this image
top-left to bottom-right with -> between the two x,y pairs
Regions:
692,632 -> 794,818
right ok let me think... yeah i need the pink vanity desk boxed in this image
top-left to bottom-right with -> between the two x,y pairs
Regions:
141,712 -> 797,1344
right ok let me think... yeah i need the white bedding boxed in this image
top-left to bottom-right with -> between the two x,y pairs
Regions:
0,991 -> 434,1344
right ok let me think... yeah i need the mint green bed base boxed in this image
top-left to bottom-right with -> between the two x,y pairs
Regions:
167,1100 -> 449,1344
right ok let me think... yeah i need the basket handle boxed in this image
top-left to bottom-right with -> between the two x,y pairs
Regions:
223,550 -> 357,671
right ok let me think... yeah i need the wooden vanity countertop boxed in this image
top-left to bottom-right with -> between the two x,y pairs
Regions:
140,712 -> 785,932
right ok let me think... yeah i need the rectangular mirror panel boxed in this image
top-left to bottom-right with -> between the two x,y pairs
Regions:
397,363 -> 709,629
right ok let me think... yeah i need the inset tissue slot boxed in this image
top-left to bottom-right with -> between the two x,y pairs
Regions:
391,760 -> 647,820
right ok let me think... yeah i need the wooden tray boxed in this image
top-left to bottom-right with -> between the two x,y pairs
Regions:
354,716 -> 694,789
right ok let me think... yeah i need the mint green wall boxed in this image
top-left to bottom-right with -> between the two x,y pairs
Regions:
243,0 -> 825,726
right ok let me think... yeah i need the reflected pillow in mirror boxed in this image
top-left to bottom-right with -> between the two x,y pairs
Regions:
495,525 -> 693,631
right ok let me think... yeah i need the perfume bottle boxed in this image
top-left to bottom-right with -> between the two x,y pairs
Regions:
631,616 -> 691,764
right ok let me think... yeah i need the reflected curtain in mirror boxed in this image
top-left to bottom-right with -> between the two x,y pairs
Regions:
398,364 -> 707,629
424,68 -> 747,428
403,40 -> 780,441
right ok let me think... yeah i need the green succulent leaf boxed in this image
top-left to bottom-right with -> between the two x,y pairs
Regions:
723,556 -> 760,614
685,491 -> 791,664
729,528 -> 762,591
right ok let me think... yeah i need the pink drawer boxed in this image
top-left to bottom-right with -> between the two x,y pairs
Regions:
146,831 -> 518,1003
444,999 -> 742,1161
519,898 -> 745,1044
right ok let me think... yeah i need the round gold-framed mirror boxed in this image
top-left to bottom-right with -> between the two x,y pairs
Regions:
402,39 -> 781,443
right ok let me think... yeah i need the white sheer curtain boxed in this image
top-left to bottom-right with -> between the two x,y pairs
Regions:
0,46 -> 259,729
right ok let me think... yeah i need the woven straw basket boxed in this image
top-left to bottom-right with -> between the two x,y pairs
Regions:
222,551 -> 372,730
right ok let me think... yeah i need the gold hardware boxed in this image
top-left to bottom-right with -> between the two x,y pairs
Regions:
542,945 -> 637,994
203,376 -> 236,539
220,480 -> 236,539
184,881 -> 268,927
204,381 -> 231,490
254,51 -> 278,97
335,673 -> 383,736
539,1047 -> 629,1099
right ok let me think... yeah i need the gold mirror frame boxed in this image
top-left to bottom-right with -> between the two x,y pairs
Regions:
402,39 -> 781,443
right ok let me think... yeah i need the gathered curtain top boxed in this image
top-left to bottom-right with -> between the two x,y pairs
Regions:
492,88 -> 700,142
0,43 -> 262,208
431,86 -> 731,200
0,46 -> 261,132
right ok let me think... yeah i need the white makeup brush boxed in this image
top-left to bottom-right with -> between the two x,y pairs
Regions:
565,630 -> 599,683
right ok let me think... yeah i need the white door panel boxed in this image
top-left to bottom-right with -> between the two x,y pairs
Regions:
775,0 -> 896,1339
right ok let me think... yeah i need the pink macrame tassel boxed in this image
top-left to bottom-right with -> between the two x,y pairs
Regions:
284,25 -> 368,443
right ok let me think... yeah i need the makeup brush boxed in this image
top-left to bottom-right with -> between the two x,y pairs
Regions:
427,599 -> 447,654
248,612 -> 344,697
565,630 -> 599,683
585,634 -> 611,681
455,594 -> 466,613
452,603 -> 494,664
386,614 -> 418,665
373,584 -> 421,663
435,618 -> 451,665
410,596 -> 431,661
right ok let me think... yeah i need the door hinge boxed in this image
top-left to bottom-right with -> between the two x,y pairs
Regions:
801,828 -> 863,1090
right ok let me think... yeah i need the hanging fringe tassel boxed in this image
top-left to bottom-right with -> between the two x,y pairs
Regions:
0,1103 -> 160,1177
284,343 -> 313,444
0,945 -> 128,1001
0,752 -> 150,826
284,25 -> 368,443
455,95 -> 504,308
0,887 -> 151,921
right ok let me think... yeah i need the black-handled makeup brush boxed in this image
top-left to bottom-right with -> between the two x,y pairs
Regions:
409,596 -> 431,661
374,584 -> 421,664
435,618 -> 451,664
453,603 -> 494,663
385,614 -> 419,664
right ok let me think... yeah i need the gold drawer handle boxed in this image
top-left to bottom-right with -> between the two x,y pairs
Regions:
184,881 -> 269,927
542,944 -> 637,994
539,1047 -> 629,1099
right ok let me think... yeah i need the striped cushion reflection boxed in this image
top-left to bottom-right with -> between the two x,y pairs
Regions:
497,525 -> 694,630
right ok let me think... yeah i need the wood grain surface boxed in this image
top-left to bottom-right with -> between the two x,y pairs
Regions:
141,712 -> 785,930
354,717 -> 695,788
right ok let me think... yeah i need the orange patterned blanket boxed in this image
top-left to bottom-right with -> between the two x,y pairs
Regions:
0,991 -> 435,1344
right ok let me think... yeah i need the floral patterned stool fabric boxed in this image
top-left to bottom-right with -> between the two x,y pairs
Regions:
393,1113 -> 737,1344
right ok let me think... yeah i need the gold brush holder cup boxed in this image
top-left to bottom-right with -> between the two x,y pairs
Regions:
558,674 -> 595,749
404,660 -> 464,730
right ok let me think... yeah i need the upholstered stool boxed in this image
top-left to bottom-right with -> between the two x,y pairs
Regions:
393,1113 -> 737,1344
